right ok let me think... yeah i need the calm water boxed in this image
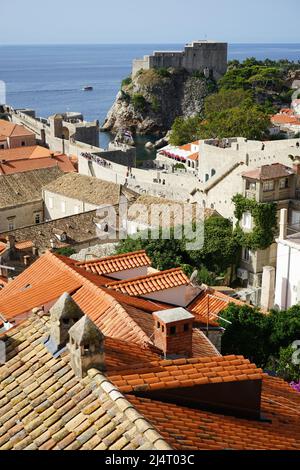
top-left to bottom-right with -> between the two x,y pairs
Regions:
0,43 -> 300,149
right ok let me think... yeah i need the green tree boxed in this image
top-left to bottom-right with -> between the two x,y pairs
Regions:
199,104 -> 270,140
204,89 -> 253,114
117,216 -> 238,280
190,217 -> 239,275
220,304 -> 271,367
268,306 -> 300,355
131,93 -> 147,112
55,247 -> 76,257
273,346 -> 300,383
220,304 -> 300,374
169,116 -> 201,146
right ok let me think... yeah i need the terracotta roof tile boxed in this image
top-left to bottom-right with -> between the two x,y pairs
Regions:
189,289 -> 245,326
76,250 -> 151,276
106,268 -> 189,296
109,356 -> 263,393
0,155 -> 76,175
0,315 -> 170,450
127,375 -> 300,450
0,119 -> 35,138
242,163 -> 295,181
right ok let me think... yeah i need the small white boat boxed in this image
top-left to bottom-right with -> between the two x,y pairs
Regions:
82,86 -> 93,91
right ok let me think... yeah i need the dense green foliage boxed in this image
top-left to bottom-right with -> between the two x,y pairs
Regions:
170,57 -> 297,144
121,76 -> 132,88
233,194 -> 278,250
169,116 -> 202,146
55,247 -> 76,257
151,96 -> 161,113
117,216 -> 239,283
220,304 -> 300,381
155,68 -> 171,78
131,93 -> 147,112
198,102 -> 270,141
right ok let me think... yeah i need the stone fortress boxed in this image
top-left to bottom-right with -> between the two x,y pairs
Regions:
132,40 -> 228,79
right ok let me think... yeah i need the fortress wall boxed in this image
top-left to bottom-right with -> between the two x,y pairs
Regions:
132,58 -> 150,77
150,52 -> 183,69
132,42 -> 228,78
183,43 -> 228,78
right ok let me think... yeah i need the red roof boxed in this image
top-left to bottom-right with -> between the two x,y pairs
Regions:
0,119 -> 35,138
76,250 -> 151,275
106,268 -> 189,296
127,375 -> 300,450
189,289 -> 245,326
242,163 -> 295,181
109,355 -> 263,393
0,155 -> 76,175
271,113 -> 300,125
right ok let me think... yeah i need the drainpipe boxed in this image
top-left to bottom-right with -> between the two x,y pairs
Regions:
279,209 -> 290,309
285,246 -> 291,310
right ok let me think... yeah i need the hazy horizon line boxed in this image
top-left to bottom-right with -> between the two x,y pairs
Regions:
1,42 -> 300,47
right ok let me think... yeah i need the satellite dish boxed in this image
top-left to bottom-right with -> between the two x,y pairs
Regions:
189,270 -> 199,285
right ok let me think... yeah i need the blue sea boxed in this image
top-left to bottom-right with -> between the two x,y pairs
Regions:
0,43 -> 300,149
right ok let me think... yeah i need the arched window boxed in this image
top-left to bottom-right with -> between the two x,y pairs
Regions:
205,174 -> 209,182
211,169 -> 216,177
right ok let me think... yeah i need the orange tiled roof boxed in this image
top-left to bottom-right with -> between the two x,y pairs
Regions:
0,119 -> 35,138
76,250 -> 151,276
188,152 -> 199,161
127,375 -> 300,450
109,355 -> 263,393
100,287 -> 171,313
72,283 -> 152,346
242,163 -> 295,181
106,268 -> 189,296
0,145 -> 52,161
15,240 -> 34,250
271,113 -> 300,125
0,241 -> 7,255
0,251 -> 152,345
0,155 -> 76,175
179,143 -> 192,151
0,315 -> 170,451
189,289 -> 245,326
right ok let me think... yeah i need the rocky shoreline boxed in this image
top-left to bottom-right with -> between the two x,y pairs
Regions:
101,68 -> 215,137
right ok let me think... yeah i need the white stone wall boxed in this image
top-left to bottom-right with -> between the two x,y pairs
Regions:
275,240 -> 300,310
0,201 -> 43,232
43,190 -> 98,221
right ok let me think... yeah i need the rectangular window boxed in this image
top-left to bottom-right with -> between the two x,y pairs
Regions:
48,197 -> 54,209
8,220 -> 15,231
35,213 -> 41,224
246,180 -> 256,191
242,248 -> 251,263
280,178 -> 289,189
242,212 -> 252,230
61,201 -> 66,214
263,180 -> 274,192
170,326 -> 176,335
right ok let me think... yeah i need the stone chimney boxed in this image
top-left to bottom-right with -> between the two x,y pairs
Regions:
49,292 -> 84,352
153,308 -> 195,359
68,316 -> 105,379
260,266 -> 275,311
279,208 -> 288,240
6,235 -> 15,250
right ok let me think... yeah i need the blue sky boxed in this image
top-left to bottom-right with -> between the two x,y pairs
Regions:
1,0 -> 300,44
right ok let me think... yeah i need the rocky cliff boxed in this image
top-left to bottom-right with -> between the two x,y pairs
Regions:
102,68 -> 215,136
